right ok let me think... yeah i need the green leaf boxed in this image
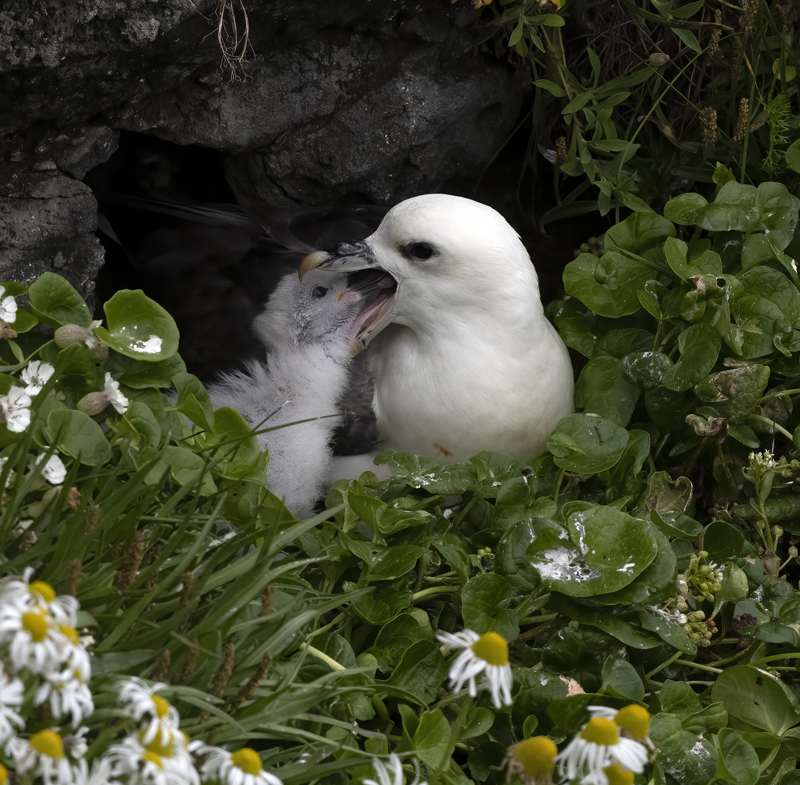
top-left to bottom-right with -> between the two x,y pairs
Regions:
28,272 -> 92,328
413,710 -> 455,773
787,139 -> 800,175
575,356 -> 639,427
600,656 -> 645,701
715,728 -> 760,785
712,665 -> 800,735
662,324 -> 721,392
95,289 -> 180,362
46,408 -> 112,466
352,586 -> 412,625
384,640 -> 446,704
547,413 -> 629,474
638,609 -> 697,654
461,573 -> 519,641
372,614 -> 424,668
173,372 -> 216,432
374,450 -> 477,494
563,252 -> 653,317
651,714 -> 717,785
659,680 -> 702,717
527,506 -> 657,597
664,192 -> 708,225
104,352 -> 187,389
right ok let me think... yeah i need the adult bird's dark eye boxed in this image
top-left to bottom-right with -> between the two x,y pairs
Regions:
410,242 -> 434,260
311,286 -> 328,298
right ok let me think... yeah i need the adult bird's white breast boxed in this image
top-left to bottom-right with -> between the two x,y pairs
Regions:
300,194 -> 575,463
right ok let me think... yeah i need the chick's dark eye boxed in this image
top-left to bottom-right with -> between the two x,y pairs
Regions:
311,286 -> 328,298
409,242 -> 434,260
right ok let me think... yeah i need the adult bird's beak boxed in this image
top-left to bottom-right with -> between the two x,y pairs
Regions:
299,241 -> 398,356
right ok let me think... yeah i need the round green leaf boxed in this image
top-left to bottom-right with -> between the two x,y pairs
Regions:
46,408 -> 112,466
547,413 -> 629,474
526,506 -> 657,596
28,272 -> 92,328
662,324 -> 721,392
563,252 -> 653,317
712,665 -> 800,735
96,289 -> 179,362
575,356 -> 639,427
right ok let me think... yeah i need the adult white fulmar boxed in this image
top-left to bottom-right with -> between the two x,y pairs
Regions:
299,194 -> 575,464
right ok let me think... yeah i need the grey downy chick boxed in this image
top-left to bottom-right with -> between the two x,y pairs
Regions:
207,269 -> 388,517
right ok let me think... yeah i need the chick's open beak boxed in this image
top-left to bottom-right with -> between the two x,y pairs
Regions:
298,242 -> 397,355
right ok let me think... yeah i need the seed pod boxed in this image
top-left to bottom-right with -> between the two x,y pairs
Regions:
77,392 -> 110,416
55,324 -> 92,348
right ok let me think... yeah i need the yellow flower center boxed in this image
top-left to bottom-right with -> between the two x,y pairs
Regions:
615,705 -> 650,740
60,625 -> 80,645
139,729 -> 175,758
0,763 -> 8,785
604,762 -> 635,785
513,736 -> 558,777
580,717 -> 620,746
143,750 -> 163,769
471,631 -> 509,666
29,581 -> 56,603
30,730 -> 64,759
231,748 -> 263,775
152,694 -> 170,719
22,610 -> 49,642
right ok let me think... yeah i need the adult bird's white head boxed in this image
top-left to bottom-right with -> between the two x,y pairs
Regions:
298,193 -> 575,462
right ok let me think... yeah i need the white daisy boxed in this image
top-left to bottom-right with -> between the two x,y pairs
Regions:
0,603 -> 65,675
587,704 -> 654,751
73,756 -> 122,785
0,386 -> 31,433
436,628 -> 513,709
30,453 -> 67,485
191,743 -> 283,785
65,726 -> 90,759
363,753 -> 426,785
0,568 -> 79,626
556,716 -> 648,784
0,288 -> 17,325
104,372 -> 129,415
107,731 -> 199,785
21,360 -> 55,395
117,678 -> 180,747
0,662 -> 25,748
12,728 -> 74,784
35,666 -> 94,726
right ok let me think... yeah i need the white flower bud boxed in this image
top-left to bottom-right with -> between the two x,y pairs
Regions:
77,391 -> 110,416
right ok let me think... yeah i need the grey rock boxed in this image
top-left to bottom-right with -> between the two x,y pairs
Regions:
0,170 -> 104,302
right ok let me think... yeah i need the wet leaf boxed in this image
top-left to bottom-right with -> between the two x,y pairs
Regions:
563,252 -> 652,317
547,413 -> 629,474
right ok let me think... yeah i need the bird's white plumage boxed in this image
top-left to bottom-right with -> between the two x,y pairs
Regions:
207,272 -> 363,517
307,194 -> 575,464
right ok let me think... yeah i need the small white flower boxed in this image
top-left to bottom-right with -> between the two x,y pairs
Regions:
117,678 -> 179,747
0,603 -> 65,675
21,360 -> 55,395
104,372 -> 129,415
0,662 -> 25,748
436,628 -> 513,709
85,320 -> 102,350
363,753 -> 426,785
73,756 -> 122,785
66,726 -> 91,759
30,453 -> 67,485
556,715 -> 648,784
191,742 -> 283,785
0,287 -> 18,325
35,666 -> 94,726
0,386 -> 31,433
12,728 -> 75,784
107,732 -> 198,785
0,567 -> 79,626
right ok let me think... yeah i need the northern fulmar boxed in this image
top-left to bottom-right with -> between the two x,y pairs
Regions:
299,194 -> 575,464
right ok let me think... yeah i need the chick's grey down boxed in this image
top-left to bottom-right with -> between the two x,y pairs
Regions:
206,271 -> 368,517
300,194 -> 575,464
